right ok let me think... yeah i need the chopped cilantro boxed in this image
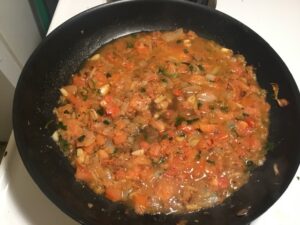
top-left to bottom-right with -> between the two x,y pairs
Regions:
195,152 -> 201,161
198,64 -> 205,71
77,135 -> 86,142
82,94 -> 88,101
177,131 -> 186,137
206,159 -> 215,164
152,156 -> 168,166
96,106 -> 105,116
175,116 -> 185,127
220,105 -> 229,113
161,133 -> 169,140
245,160 -> 255,171
183,48 -> 189,54
103,119 -> 110,125
59,137 -> 69,151
158,67 -> 178,78
187,118 -> 199,124
264,141 -> 275,152
126,42 -> 134,48
209,104 -> 216,110
176,40 -> 182,44
106,72 -> 112,78
197,100 -> 203,109
57,122 -> 67,130
140,87 -> 146,93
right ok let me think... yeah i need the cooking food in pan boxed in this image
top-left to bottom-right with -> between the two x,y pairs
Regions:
52,29 -> 270,214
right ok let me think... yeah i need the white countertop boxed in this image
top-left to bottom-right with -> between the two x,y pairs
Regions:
1,0 -> 299,225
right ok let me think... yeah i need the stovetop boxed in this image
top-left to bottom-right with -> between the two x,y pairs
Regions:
1,0 -> 299,225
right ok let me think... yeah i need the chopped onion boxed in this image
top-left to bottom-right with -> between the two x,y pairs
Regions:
182,85 -> 201,94
51,131 -> 59,142
132,149 -> 145,156
161,28 -> 184,42
205,74 -> 216,82
59,88 -> 68,97
90,53 -> 100,61
197,92 -> 216,102
99,84 -> 110,96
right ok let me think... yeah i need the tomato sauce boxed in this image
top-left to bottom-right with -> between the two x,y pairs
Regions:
53,29 -> 270,214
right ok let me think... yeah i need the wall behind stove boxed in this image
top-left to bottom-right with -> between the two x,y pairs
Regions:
0,0 -> 42,141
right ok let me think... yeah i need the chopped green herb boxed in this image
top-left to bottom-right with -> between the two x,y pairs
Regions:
77,135 -> 86,142
63,110 -> 70,114
103,119 -> 110,125
209,105 -> 215,110
175,116 -> 185,127
178,132 -> 186,137
58,122 -> 67,130
206,159 -> 215,164
140,87 -> 146,93
197,100 -> 203,109
158,67 -> 178,78
176,40 -> 182,44
158,67 -> 167,75
188,64 -> 194,72
230,126 -> 239,137
152,156 -> 168,166
245,160 -> 255,171
131,33 -> 137,38
158,156 -> 167,164
195,152 -> 201,161
59,137 -> 69,151
183,48 -> 189,54
297,176 -> 300,181
126,42 -> 134,48
161,133 -> 169,139
96,106 -> 105,116
264,141 -> 275,152
198,64 -> 205,71
187,118 -> 199,124
82,94 -> 88,101
106,72 -> 112,78
236,112 -> 248,120
161,78 -> 168,83
220,105 -> 229,113
196,128 -> 202,133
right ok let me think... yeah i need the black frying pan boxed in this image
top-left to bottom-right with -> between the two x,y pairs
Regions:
13,0 -> 300,225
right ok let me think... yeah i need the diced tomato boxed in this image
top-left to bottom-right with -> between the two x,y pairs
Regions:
173,89 -> 183,96
113,130 -> 127,145
105,185 -> 123,202
75,165 -> 93,182
96,134 -> 106,145
140,141 -> 150,150
72,75 -> 86,87
217,176 -> 229,189
132,193 -> 148,214
104,96 -> 120,118
148,143 -> 161,157
245,117 -> 255,128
